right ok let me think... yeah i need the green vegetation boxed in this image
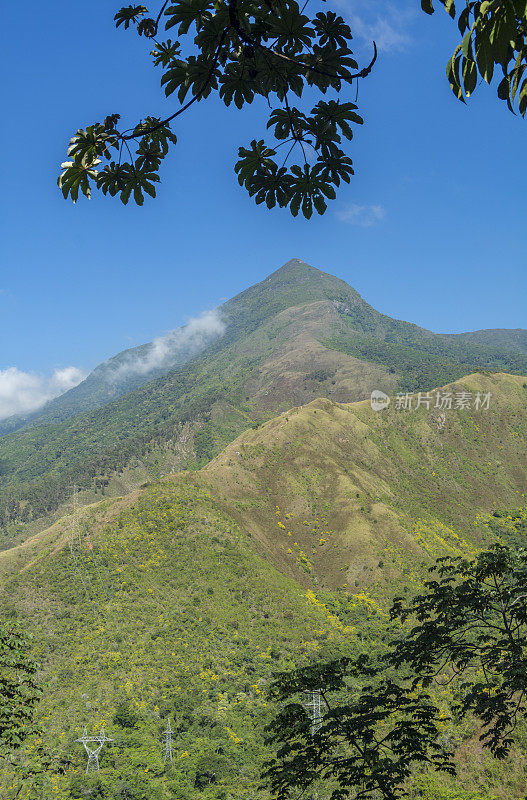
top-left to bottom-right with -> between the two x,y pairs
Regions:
266,538 -> 527,800
0,623 -> 41,754
423,2 -> 527,116
0,262 -> 525,547
324,305 -> 527,393
59,2 -> 376,216
0,483 -> 370,800
1,491 -> 526,799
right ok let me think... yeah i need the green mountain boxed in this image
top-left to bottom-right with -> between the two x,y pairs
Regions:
0,372 -> 525,800
1,259 -> 526,546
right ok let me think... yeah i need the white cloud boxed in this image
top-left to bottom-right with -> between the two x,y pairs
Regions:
336,203 -> 386,226
110,308 -> 225,380
0,366 -> 86,420
336,0 -> 416,53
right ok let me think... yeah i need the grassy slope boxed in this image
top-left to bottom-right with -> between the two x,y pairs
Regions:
1,261 -> 526,545
198,372 -> 526,594
0,372 -> 526,799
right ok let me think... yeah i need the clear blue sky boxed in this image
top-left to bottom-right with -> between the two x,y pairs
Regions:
2,0 -> 526,380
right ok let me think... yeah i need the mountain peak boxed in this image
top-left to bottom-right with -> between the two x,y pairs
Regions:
267,258 -> 329,282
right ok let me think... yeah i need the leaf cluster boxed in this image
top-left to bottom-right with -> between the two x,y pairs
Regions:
266,542 -> 527,799
423,0 -> 527,114
58,118 -> 176,205
390,542 -> 527,757
59,0 -> 375,216
0,622 -> 41,753
264,657 -> 453,800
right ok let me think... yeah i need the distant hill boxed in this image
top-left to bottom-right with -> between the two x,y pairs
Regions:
0,371 -> 525,800
0,258 -> 525,543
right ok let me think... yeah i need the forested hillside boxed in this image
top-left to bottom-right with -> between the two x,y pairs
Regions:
0,371 -> 525,800
1,260 -> 525,546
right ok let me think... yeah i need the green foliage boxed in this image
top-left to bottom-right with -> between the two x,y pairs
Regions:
59,0 -> 377,216
324,301 -> 527,392
391,543 -> 527,758
1,261 -> 526,540
266,537 -> 527,800
113,701 -> 141,729
265,657 -> 454,800
423,0 -> 527,114
0,483 -> 367,800
0,622 -> 41,753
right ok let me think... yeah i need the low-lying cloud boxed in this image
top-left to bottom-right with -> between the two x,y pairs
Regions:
0,366 -> 86,420
110,309 -> 225,380
336,203 -> 386,227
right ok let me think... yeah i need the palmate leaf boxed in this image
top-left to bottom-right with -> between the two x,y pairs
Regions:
251,164 -> 293,209
120,163 -> 160,204
313,11 -> 352,49
314,150 -> 354,186
266,3 -> 314,53
161,55 -> 219,100
164,0 -> 214,35
133,117 -> 178,155
96,161 -> 160,204
235,139 -> 277,187
95,162 -> 128,197
115,4 -> 148,28
311,99 -> 363,141
62,0 -> 377,211
288,163 -> 336,218
137,17 -> 157,36
58,159 -> 101,202
219,64 -> 256,107
267,106 -> 307,140
151,39 -> 181,68
67,125 -> 119,166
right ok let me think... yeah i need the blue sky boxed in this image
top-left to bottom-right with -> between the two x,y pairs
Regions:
1,0 -> 526,412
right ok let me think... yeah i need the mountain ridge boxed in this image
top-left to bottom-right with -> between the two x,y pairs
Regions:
0,258 -> 525,545
0,369 -> 525,800
2,259 -> 524,437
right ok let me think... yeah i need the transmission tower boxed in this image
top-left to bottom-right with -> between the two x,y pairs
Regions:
304,689 -> 322,736
76,727 -> 113,773
163,718 -> 174,765
70,485 -> 82,553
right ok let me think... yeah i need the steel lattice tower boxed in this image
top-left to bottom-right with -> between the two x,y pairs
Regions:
163,718 -> 174,765
76,727 -> 113,773
304,689 -> 322,736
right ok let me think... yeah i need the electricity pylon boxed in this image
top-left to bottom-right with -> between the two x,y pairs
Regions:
163,718 -> 174,765
304,689 -> 322,736
70,485 -> 82,553
76,727 -> 113,773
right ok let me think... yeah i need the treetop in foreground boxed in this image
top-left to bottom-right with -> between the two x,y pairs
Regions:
423,0 -> 527,114
58,0 -> 376,217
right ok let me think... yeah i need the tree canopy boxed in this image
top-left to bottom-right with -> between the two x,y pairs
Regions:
0,622 -> 41,755
58,0 -> 376,217
58,1 -> 527,216
423,0 -> 527,114
265,542 -> 527,799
